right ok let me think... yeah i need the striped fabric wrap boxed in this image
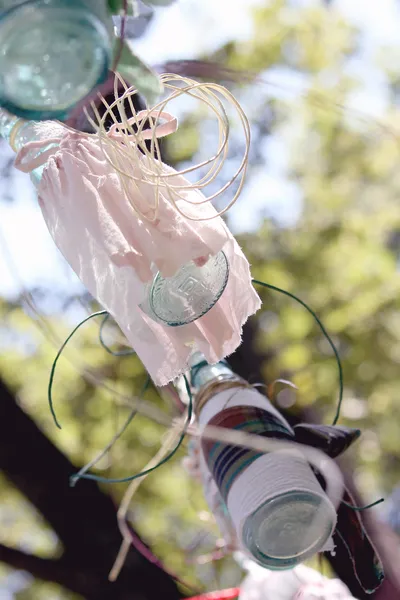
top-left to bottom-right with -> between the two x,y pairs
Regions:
201,405 -> 295,503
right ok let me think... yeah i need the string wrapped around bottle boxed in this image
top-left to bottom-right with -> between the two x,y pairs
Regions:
185,352 -> 384,594
183,437 -> 239,553
190,356 -> 338,570
0,71 -> 261,386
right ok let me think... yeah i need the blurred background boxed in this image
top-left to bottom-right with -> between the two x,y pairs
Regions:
2,0 -> 400,598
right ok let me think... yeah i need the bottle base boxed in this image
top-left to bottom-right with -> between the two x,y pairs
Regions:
0,0 -> 110,120
140,251 -> 229,327
241,491 -> 336,570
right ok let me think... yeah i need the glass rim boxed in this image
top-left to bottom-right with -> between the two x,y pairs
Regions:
242,490 -> 336,569
0,0 -> 111,120
149,250 -> 230,327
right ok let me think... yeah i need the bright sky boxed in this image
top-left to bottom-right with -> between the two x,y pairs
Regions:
0,0 -> 399,301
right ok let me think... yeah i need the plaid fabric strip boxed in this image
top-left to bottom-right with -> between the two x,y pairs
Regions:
187,589 -> 240,600
201,406 -> 294,502
326,488 -> 384,595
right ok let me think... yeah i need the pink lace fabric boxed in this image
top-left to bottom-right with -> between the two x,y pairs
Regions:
15,115 -> 261,385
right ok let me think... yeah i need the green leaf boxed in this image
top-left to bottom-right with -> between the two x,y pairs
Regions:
142,0 -> 176,6
108,0 -> 165,15
107,0 -> 124,14
116,41 -> 163,107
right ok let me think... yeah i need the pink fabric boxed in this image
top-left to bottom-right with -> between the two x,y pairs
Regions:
108,110 -> 178,140
15,122 -> 261,385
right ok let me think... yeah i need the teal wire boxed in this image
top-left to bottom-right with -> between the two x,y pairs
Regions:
99,313 -> 136,356
342,498 -> 385,512
252,279 -> 344,426
252,280 -> 385,514
49,307 -> 192,484
73,374 -> 193,484
69,376 -> 150,487
48,310 -> 108,429
49,280 -> 341,485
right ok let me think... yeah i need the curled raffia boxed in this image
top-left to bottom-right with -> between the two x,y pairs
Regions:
84,72 -> 251,223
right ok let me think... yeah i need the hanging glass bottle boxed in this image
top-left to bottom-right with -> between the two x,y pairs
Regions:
0,0 -> 112,120
139,251 -> 229,327
0,108 -> 230,327
188,353 -> 338,570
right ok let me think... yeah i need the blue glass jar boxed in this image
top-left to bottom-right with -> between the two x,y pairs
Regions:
0,0 -> 112,120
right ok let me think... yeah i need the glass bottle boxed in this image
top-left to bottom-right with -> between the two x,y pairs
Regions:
139,251 -> 229,327
189,354 -> 337,570
0,108 -> 63,185
0,108 -> 230,325
190,351 -> 234,390
0,0 -> 112,120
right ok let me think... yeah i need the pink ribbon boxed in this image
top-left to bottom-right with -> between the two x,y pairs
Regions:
108,110 -> 178,141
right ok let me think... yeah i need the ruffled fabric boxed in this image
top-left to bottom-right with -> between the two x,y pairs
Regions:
15,127 -> 261,385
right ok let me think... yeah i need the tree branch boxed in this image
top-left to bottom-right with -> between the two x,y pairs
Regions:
0,543 -> 71,587
0,375 -> 180,599
0,376 -> 117,552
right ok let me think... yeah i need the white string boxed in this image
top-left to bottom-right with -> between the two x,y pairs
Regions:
84,73 -> 250,223
108,408 -> 189,582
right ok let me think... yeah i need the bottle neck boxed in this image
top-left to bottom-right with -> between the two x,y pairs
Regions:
0,108 -> 21,147
0,108 -> 63,186
188,352 -> 247,416
189,352 -> 239,391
